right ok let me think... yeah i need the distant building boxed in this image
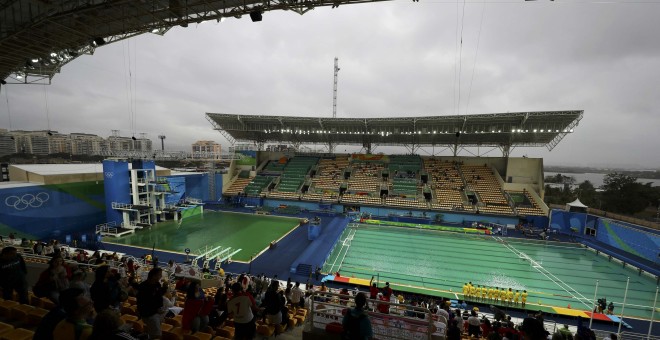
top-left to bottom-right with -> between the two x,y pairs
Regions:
0,129 -> 17,156
0,129 -> 153,157
192,140 -> 221,159
70,133 -> 105,155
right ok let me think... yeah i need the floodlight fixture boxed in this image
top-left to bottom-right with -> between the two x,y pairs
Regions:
249,9 -> 263,22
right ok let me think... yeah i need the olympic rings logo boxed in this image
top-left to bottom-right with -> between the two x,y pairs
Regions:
4,192 -> 50,210
104,172 -> 114,178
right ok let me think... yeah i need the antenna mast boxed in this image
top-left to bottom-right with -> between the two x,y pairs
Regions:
332,57 -> 339,118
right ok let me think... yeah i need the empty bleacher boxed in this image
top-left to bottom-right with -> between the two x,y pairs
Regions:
223,177 -> 252,195
311,157 -> 349,191
275,157 -> 318,193
347,161 -> 383,193
462,164 -> 514,215
340,193 -> 382,206
242,175 -> 274,196
425,159 -> 474,212
507,190 -> 546,216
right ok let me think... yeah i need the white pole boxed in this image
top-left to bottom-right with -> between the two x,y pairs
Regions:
617,277 -> 630,335
648,286 -> 659,339
589,280 -> 599,328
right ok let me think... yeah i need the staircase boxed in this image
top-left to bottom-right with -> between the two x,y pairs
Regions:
295,263 -> 313,277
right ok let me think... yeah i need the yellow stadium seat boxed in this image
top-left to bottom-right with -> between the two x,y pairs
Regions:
28,295 -> 42,308
40,298 -> 55,310
0,322 -> 13,335
126,319 -> 144,333
215,326 -> 234,338
287,316 -> 298,328
0,300 -> 19,318
257,324 -> 274,337
161,323 -> 174,332
120,305 -> 134,315
275,323 -> 287,334
26,307 -> 49,326
0,328 -> 34,340
10,304 -> 34,321
165,314 -> 183,327
183,332 -> 213,340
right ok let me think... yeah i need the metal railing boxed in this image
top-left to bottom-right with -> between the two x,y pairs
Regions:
309,291 -> 442,340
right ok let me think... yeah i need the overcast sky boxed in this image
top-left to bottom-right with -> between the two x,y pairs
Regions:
1,0 -> 659,169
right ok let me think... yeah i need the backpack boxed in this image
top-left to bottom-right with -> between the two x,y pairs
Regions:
342,311 -> 366,340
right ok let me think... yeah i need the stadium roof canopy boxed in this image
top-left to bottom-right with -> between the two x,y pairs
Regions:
0,0 -> 386,84
206,111 -> 584,154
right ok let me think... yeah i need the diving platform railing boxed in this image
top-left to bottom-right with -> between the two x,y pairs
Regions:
95,221 -> 135,237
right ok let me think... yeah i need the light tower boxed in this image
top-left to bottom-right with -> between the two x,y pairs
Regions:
158,135 -> 166,151
332,57 -> 339,118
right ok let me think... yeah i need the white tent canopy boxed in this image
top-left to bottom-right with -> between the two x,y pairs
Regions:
566,198 -> 588,211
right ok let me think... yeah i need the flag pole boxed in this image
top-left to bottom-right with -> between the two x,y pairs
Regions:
589,280 -> 599,328
617,277 -> 630,335
648,286 -> 659,339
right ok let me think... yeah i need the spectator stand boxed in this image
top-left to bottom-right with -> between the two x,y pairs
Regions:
308,290 -> 443,340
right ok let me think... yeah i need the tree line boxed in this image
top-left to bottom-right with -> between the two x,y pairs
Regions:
544,173 -> 660,218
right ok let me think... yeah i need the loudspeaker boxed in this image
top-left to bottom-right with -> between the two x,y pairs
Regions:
250,10 -> 262,22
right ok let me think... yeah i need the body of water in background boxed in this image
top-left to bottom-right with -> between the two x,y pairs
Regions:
544,172 -> 660,187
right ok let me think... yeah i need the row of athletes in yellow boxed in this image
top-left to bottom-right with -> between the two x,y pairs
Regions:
462,282 -> 528,307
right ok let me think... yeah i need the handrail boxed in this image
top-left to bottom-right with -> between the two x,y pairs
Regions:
310,290 -> 439,340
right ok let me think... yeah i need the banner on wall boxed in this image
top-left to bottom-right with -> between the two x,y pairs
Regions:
549,209 -> 587,234
351,154 -> 389,162
235,150 -> 257,166
164,177 -> 186,205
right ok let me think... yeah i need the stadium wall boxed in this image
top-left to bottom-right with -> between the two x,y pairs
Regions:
0,181 -> 105,240
595,218 -> 660,263
505,157 -> 544,198
175,173 -> 209,201
356,206 -> 519,226
103,160 -> 130,225
549,209 -> 659,263
264,199 -> 324,212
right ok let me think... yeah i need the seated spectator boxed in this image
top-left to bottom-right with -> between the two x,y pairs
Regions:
52,288 -> 95,340
69,270 -> 91,298
467,310 -> 481,337
90,309 -> 137,340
